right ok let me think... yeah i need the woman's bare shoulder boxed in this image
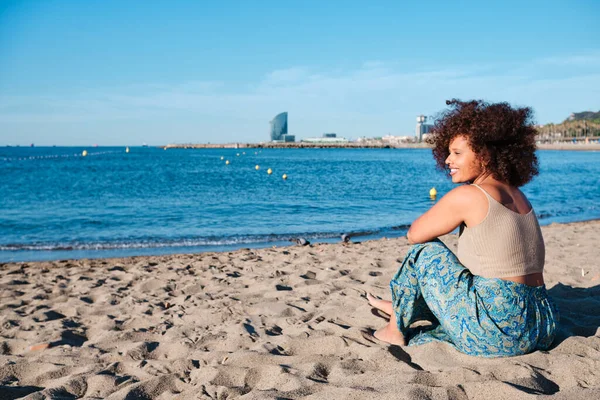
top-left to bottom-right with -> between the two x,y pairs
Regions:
447,185 -> 489,226
445,184 -> 488,203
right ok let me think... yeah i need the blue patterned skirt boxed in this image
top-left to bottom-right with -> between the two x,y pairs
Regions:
390,240 -> 559,357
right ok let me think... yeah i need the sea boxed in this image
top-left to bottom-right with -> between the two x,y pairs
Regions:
1,147 -> 599,263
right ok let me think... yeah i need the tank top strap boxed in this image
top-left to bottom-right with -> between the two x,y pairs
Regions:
470,183 -> 503,217
470,183 -> 488,196
470,184 -> 495,205
471,184 -> 532,216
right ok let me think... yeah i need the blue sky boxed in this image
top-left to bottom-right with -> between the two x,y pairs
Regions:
1,0 -> 599,145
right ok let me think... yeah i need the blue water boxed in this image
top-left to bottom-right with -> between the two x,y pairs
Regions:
1,147 -> 599,262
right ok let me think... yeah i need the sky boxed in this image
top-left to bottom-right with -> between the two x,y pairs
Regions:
0,0 -> 599,146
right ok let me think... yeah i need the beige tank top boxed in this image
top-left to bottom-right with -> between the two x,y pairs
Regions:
457,184 -> 545,278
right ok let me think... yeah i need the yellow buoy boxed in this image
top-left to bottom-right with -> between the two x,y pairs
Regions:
255,165 -> 260,170
82,150 -> 88,157
220,156 -> 224,160
267,168 -> 272,175
225,160 -> 230,165
125,147 -> 129,153
429,188 -> 437,200
282,174 -> 287,180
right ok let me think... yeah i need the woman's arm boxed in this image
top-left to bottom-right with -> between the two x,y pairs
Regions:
406,185 -> 477,244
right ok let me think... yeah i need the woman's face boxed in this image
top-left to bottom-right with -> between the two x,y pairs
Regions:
445,135 -> 484,183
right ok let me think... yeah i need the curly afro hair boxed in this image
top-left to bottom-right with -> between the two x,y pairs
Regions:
427,99 -> 539,187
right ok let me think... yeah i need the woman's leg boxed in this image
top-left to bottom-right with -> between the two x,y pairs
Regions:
371,240 -> 451,345
375,240 -> 557,357
389,241 -> 451,338
397,241 -> 553,357
372,239 -> 473,347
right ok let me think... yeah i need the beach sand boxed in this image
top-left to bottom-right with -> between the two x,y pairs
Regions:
1,220 -> 599,399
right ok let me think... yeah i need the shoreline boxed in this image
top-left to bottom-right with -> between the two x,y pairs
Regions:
2,217 -> 599,264
0,219 -> 599,398
4,219 -> 598,267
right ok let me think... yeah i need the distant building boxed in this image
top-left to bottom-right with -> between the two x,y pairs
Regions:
302,137 -> 349,144
356,135 -> 416,145
269,112 -> 289,142
381,135 -> 415,144
282,134 -> 295,142
416,115 -> 433,142
302,133 -> 349,144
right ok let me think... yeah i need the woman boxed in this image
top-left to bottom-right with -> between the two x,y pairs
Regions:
369,99 -> 559,357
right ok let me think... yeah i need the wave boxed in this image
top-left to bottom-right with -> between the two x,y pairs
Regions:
4,209 -> 600,254
0,225 -> 411,252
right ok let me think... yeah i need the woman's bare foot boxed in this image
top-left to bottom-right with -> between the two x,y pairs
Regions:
373,322 -> 406,346
367,293 -> 393,315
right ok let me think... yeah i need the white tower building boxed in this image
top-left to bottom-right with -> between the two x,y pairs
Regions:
416,115 -> 433,142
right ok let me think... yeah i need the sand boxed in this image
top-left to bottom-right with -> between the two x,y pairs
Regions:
1,220 -> 599,399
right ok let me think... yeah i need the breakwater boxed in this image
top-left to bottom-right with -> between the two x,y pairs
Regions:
164,142 -> 430,149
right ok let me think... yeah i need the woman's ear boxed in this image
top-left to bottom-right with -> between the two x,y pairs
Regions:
478,147 -> 492,172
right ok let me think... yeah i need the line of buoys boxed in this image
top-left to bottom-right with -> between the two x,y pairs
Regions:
257,167 -> 287,180
2,150 -> 123,162
217,151 -> 290,180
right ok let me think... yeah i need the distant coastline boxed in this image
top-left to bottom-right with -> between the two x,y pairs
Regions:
536,143 -> 600,151
163,142 -> 430,149
163,142 -> 600,151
